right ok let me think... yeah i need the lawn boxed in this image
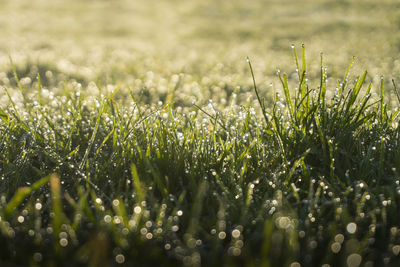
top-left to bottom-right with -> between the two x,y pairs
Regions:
1,0 -> 400,266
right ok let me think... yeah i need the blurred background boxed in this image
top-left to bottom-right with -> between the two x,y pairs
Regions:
0,0 -> 399,104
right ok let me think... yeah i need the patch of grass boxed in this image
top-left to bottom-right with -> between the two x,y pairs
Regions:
1,0 -> 400,99
1,47 -> 400,266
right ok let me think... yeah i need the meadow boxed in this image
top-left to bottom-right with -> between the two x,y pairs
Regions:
1,0 -> 400,266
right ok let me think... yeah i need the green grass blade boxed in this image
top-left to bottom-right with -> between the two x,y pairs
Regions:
79,99 -> 105,170
392,79 -> 400,104
292,44 -> 301,81
50,173 -> 64,235
131,163 -> 145,203
340,56 -> 356,94
0,107 -> 9,124
279,72 -> 295,119
247,57 -> 269,125
3,175 -> 50,218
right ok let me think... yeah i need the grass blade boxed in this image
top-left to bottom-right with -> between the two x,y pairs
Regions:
3,175 -> 50,218
131,163 -> 145,203
0,107 -> 9,124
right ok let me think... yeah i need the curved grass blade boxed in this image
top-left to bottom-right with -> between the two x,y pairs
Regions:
0,107 -> 9,124
3,175 -> 50,218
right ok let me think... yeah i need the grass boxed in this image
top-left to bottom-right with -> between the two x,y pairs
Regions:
1,45 -> 400,266
1,0 -> 400,266
1,0 -> 400,94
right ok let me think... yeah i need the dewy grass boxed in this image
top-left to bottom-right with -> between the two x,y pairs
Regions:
1,48 -> 400,266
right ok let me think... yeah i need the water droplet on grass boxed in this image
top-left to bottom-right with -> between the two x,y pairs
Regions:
335,234 -> 344,243
347,222 -> 357,234
392,245 -> 400,255
146,233 -> 153,239
134,206 -> 141,214
59,238 -> 68,247
17,216 -> 24,223
115,254 -> 125,264
104,215 -> 112,223
331,242 -> 341,253
218,231 -> 226,239
347,253 -> 362,267
232,229 -> 240,238
232,247 -> 241,256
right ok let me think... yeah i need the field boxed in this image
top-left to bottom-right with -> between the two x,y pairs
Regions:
1,0 -> 400,266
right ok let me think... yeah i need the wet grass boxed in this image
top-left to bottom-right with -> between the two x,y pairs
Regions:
1,0 -> 400,265
1,47 -> 400,266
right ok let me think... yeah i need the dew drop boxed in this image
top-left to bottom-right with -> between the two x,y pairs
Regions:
218,231 -> 226,239
134,206 -> 142,214
347,253 -> 362,267
59,238 -> 68,247
115,254 -> 125,264
331,242 -> 341,253
104,215 -> 112,223
347,222 -> 357,234
17,216 -> 24,223
232,229 -> 241,238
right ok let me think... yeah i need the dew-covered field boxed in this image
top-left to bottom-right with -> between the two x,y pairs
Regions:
1,0 -> 400,266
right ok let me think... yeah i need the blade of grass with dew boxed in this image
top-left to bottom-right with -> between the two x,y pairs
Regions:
319,52 -> 327,107
112,198 -> 129,226
3,175 -> 50,218
246,57 -> 269,124
79,98 -> 106,171
284,148 -> 310,186
346,71 -> 368,114
299,44 -> 308,112
279,72 -> 295,120
240,181 -> 254,225
292,44 -> 301,81
50,173 -> 65,235
392,79 -> 400,104
353,83 -> 372,124
339,56 -> 356,95
247,57 -> 287,160
0,107 -> 9,124
131,163 -> 145,204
